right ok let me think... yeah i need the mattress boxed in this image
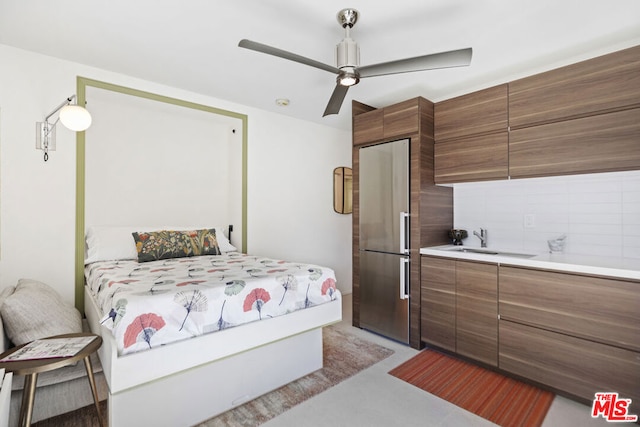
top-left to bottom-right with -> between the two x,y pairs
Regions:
84,252 -> 340,355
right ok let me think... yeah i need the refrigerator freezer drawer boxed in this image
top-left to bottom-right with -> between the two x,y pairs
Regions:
359,250 -> 409,344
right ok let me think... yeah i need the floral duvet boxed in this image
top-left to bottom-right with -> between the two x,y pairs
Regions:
85,252 -> 340,356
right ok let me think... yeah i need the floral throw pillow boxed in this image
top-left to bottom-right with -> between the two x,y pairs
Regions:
132,228 -> 221,262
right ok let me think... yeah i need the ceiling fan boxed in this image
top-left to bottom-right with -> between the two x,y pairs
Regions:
238,8 -> 472,117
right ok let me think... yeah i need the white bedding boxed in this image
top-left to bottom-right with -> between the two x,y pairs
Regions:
84,252 -> 340,356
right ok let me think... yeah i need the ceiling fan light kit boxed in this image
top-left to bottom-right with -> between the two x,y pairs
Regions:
238,7 -> 472,117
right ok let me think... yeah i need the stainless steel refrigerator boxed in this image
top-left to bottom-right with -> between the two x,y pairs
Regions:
359,138 -> 410,344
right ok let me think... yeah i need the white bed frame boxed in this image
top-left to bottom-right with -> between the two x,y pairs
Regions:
84,287 -> 342,427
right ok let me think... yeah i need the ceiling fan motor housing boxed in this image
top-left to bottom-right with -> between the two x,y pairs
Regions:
336,37 -> 359,69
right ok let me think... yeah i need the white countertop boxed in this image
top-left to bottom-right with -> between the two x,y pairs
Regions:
420,245 -> 640,281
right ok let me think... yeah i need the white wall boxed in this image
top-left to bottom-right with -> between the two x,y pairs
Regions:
453,170 -> 640,259
0,44 -> 353,304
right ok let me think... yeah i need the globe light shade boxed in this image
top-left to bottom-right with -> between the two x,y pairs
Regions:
59,104 -> 92,131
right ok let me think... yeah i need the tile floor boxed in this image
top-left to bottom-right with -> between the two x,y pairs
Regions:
261,293 -> 613,427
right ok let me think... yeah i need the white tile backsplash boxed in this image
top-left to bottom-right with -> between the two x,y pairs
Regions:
452,170 -> 640,259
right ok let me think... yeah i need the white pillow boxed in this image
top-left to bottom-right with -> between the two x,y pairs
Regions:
85,226 -> 139,264
1,279 -> 82,346
213,226 -> 238,253
85,225 -> 237,264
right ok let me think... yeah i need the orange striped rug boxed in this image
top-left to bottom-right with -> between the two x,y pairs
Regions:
389,349 -> 554,427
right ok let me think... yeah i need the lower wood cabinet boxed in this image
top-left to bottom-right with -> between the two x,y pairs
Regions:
421,257 -> 640,407
500,320 -> 640,405
456,261 -> 498,366
499,265 -> 640,405
420,256 -> 498,366
420,257 -> 456,352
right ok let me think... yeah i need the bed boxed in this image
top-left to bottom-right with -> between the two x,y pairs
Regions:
82,226 -> 342,427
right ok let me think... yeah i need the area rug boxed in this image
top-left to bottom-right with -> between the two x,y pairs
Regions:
199,326 -> 394,426
33,325 -> 394,427
389,349 -> 554,427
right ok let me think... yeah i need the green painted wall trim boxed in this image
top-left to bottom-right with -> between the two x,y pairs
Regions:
74,76 -> 248,311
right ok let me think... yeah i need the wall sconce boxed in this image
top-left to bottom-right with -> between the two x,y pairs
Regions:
36,94 -> 92,161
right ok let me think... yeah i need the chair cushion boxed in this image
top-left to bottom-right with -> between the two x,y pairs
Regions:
0,279 -> 82,346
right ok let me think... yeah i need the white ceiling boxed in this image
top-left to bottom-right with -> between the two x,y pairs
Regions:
2,0 -> 640,130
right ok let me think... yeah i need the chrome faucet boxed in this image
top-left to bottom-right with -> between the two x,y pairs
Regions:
473,228 -> 487,248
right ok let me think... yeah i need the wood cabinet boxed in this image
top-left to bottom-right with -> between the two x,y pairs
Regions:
353,98 -> 422,146
456,261 -> 498,366
499,266 -> 640,352
353,109 -> 383,146
432,45 -> 640,183
509,108 -> 640,178
433,85 -> 509,184
353,99 -> 453,349
500,321 -> 640,406
420,256 -> 498,366
509,45 -> 640,129
420,257 -> 456,352
435,84 -> 508,141
499,266 -> 640,404
434,132 -> 508,183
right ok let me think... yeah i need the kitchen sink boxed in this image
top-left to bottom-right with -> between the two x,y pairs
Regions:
442,247 -> 537,259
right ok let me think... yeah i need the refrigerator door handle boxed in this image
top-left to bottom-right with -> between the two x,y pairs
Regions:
400,257 -> 409,300
399,211 -> 409,254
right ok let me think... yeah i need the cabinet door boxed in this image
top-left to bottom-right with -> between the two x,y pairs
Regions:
509,45 -> 640,128
509,108 -> 640,179
383,98 -> 419,139
499,266 -> 640,352
420,256 -> 456,352
353,109 -> 384,146
456,261 -> 498,366
435,84 -> 508,141
435,132 -> 508,183
500,320 -> 640,405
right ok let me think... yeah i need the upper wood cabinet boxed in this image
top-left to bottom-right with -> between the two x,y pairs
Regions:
383,98 -> 420,138
435,132 -> 508,183
433,85 -> 509,183
435,84 -> 508,141
510,108 -> 640,178
509,45 -> 640,129
353,98 -> 424,146
353,109 -> 384,146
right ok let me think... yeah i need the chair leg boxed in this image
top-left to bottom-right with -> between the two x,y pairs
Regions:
83,356 -> 105,427
19,373 -> 38,427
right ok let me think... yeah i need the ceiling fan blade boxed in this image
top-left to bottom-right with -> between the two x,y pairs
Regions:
323,84 -> 350,117
239,39 -> 340,74
359,48 -> 473,78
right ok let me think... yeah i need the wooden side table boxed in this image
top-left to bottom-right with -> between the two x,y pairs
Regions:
0,333 -> 104,427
